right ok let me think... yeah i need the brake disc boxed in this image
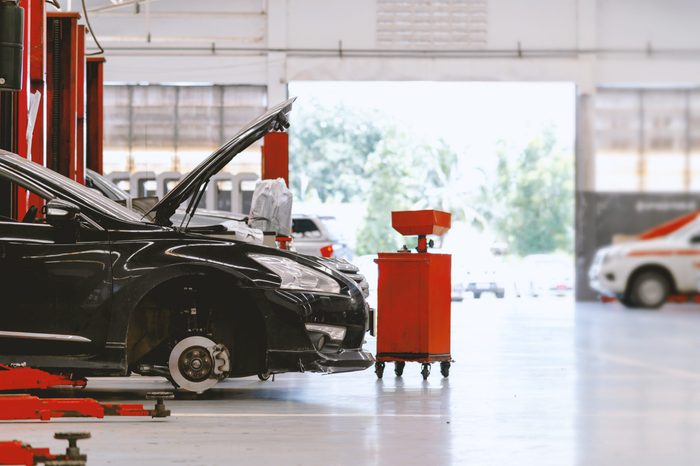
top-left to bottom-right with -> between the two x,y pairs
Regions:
168,336 -> 231,393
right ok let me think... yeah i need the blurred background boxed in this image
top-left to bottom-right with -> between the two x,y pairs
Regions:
78,0 -> 700,304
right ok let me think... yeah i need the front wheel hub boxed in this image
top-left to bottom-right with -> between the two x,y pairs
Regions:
168,336 -> 230,393
179,346 -> 213,382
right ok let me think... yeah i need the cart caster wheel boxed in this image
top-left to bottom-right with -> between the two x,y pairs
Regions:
375,362 -> 385,379
440,361 -> 451,378
258,371 -> 273,381
421,363 -> 431,380
394,361 -> 405,377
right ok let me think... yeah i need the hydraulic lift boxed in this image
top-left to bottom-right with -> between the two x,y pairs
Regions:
261,131 -> 293,249
1,432 -> 91,466
0,363 -> 173,421
0,0 -> 105,217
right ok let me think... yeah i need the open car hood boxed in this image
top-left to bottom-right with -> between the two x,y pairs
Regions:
148,98 -> 295,226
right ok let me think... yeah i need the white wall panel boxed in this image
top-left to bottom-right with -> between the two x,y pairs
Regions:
487,0 -> 577,49
71,0 -> 700,93
286,0 -> 377,49
597,0 -> 700,49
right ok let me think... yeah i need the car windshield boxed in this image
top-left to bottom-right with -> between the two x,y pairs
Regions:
1,151 -> 144,223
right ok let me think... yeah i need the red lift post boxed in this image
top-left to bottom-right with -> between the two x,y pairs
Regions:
45,12 -> 81,182
261,131 -> 289,186
75,24 -> 86,184
260,131 -> 292,249
26,0 -> 47,211
86,56 -> 105,174
374,210 -> 453,380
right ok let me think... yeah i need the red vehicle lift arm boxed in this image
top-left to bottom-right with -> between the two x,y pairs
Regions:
0,363 -> 86,390
0,432 -> 90,466
0,394 -> 171,421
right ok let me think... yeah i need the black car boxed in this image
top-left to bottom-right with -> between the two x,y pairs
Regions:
0,99 -> 374,393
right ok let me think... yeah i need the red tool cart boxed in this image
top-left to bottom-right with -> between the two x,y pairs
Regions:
374,210 -> 453,380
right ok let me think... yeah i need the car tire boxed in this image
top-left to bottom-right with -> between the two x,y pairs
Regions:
618,296 -> 635,308
496,292 -> 505,299
629,271 -> 670,309
474,292 -> 481,299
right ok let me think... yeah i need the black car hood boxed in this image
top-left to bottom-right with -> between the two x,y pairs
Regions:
148,98 -> 295,226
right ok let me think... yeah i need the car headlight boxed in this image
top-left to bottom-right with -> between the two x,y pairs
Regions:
250,254 -> 341,294
602,249 -> 623,265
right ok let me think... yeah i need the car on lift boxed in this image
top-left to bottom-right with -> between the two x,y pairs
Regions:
589,219 -> 700,309
85,168 -> 370,298
85,168 -> 264,244
0,99 -> 374,393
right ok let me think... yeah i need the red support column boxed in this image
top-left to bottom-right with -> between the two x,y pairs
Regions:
86,57 -> 104,174
14,0 -> 31,217
261,131 -> 289,186
27,0 -> 46,209
75,24 -> 85,184
45,12 -> 79,181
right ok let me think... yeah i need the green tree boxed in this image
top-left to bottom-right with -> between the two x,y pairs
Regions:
289,100 -> 384,202
289,100 -> 465,255
355,132 -> 420,255
479,131 -> 574,256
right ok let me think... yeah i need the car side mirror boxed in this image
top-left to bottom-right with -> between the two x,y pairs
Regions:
43,199 -> 81,244
44,199 -> 80,223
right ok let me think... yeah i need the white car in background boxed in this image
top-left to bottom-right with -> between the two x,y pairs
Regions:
515,254 -> 573,298
589,220 -> 700,308
291,214 -> 353,260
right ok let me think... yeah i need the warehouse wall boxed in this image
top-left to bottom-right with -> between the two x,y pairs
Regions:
81,0 -> 700,89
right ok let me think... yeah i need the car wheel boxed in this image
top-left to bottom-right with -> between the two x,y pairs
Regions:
630,271 -> 670,309
474,292 -> 481,299
168,335 -> 231,393
258,370 -> 273,381
618,296 -> 635,308
496,292 -> 505,299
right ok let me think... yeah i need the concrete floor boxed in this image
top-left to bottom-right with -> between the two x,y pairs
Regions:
4,298 -> 700,465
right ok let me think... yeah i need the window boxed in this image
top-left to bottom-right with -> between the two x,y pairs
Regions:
103,84 -> 267,175
594,88 -> 696,192
292,218 -> 322,239
215,180 -> 233,211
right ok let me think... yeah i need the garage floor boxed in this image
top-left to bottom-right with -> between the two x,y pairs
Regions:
4,298 -> 700,465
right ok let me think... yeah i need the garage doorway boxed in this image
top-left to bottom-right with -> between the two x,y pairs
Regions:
288,81 -> 576,301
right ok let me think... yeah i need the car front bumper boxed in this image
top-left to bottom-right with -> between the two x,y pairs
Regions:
255,287 -> 374,375
466,283 -> 505,293
268,347 -> 375,373
589,265 -> 624,296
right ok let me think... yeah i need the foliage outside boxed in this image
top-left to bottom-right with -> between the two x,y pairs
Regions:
477,133 -> 574,256
290,100 -> 573,257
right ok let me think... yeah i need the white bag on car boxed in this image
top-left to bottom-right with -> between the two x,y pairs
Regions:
248,178 -> 293,236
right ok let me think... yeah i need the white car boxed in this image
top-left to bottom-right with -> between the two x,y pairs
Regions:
589,220 -> 700,308
515,254 -> 573,298
291,214 -> 353,260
